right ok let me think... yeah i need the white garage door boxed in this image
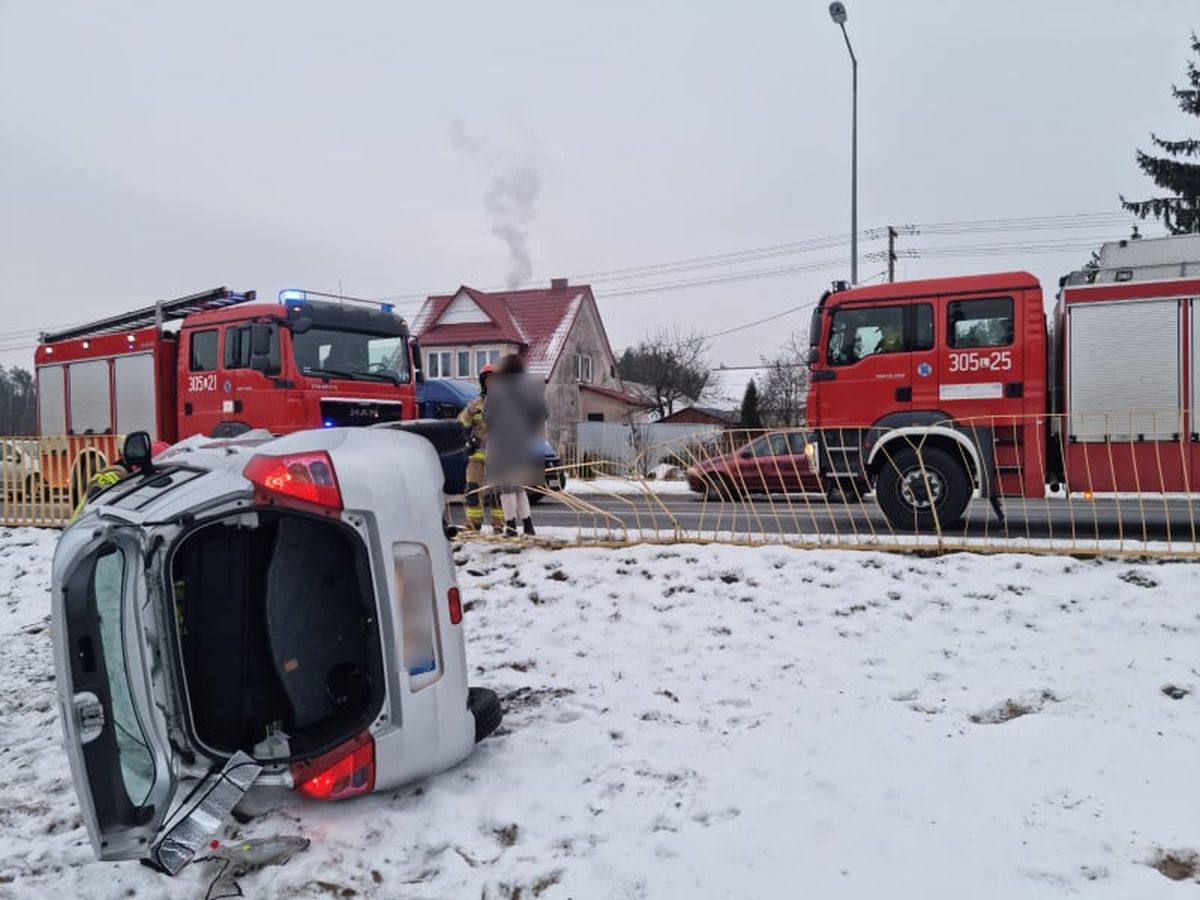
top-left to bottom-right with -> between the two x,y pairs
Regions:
114,353 -> 158,438
37,365 -> 67,434
68,359 -> 112,434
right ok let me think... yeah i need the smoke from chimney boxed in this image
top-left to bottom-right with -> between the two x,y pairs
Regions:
447,119 -> 542,289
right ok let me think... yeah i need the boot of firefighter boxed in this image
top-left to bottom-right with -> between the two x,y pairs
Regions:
522,517 -> 535,536
504,519 -> 518,538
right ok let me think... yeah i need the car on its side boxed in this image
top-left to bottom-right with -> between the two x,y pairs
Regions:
415,378 -> 565,501
685,430 -> 865,501
52,427 -> 501,871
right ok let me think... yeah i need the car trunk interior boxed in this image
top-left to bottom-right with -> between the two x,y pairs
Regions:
170,511 -> 384,761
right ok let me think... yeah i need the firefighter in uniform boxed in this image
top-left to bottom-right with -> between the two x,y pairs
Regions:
459,365 -> 504,532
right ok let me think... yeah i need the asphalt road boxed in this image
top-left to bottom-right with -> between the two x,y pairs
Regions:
452,490 -> 1200,547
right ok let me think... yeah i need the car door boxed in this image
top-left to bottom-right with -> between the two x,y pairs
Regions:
734,433 -> 789,493
52,524 -> 178,860
779,430 -> 817,492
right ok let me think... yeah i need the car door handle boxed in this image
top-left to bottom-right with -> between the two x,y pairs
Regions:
73,691 -> 105,744
895,386 -> 912,402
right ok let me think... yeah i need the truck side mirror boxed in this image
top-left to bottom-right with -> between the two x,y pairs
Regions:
122,431 -> 154,473
290,316 -> 313,335
249,324 -> 279,376
410,338 -> 426,383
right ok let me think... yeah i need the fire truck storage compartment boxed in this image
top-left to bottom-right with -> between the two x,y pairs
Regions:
67,360 -> 113,435
1068,299 -> 1180,442
169,511 -> 384,759
1065,297 -> 1186,494
113,353 -> 158,438
36,364 -> 66,434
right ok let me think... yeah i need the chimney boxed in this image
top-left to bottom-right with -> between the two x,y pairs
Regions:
551,277 -> 569,290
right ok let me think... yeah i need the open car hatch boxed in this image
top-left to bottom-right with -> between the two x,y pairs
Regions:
52,520 -> 263,874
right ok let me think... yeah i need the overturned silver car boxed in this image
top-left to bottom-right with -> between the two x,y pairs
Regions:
52,427 -> 501,870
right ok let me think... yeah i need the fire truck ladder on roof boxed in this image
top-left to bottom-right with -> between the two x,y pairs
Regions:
39,286 -> 257,344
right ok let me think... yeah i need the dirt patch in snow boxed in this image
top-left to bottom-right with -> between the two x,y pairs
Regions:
1150,849 -> 1199,882
969,690 -> 1059,724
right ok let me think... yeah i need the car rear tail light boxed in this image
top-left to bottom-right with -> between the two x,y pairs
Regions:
448,586 -> 462,624
292,732 -> 375,801
243,450 -> 342,510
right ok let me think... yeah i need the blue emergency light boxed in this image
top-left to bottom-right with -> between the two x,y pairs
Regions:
279,289 -> 306,303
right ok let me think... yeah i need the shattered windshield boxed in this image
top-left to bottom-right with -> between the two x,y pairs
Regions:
292,327 -> 412,384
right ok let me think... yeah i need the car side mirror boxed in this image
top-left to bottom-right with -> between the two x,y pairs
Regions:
807,347 -> 819,366
123,431 -> 154,472
290,315 -> 313,335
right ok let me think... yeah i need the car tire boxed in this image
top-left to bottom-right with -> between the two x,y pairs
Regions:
386,419 -> 468,455
468,686 -> 503,743
821,478 -> 864,504
875,445 -> 971,532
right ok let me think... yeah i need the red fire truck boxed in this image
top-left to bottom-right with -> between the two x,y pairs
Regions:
805,233 -> 1200,530
35,286 -> 422,504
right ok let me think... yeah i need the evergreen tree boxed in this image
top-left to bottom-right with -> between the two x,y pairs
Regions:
1121,33 -> 1200,234
739,380 -> 762,429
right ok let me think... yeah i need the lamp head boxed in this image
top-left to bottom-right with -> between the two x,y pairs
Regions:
829,2 -> 847,25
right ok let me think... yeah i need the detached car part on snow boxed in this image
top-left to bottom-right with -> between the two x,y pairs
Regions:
51,427 -> 501,869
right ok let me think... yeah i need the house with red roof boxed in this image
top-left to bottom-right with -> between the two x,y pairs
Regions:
413,278 -> 648,447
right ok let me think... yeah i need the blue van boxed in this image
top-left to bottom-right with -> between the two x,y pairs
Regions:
416,380 -> 564,501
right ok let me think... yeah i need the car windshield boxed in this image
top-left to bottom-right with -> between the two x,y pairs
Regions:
292,327 -> 412,384
93,545 -> 156,807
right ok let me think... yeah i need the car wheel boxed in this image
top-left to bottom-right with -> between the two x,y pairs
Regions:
821,478 -> 864,504
875,445 -> 970,532
468,687 -> 503,743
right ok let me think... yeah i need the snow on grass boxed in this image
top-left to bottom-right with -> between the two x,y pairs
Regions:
1,528 -> 1199,897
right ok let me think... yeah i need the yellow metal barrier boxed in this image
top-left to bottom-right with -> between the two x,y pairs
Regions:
0,435 -> 121,528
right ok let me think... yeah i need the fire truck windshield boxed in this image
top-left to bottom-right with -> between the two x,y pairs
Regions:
292,326 -> 412,385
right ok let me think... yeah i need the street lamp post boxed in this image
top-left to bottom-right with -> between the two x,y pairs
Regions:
828,2 -> 857,284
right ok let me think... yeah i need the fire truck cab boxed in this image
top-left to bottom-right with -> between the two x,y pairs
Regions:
805,234 -> 1200,531
35,287 -> 422,503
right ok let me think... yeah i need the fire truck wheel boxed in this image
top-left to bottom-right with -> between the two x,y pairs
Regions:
468,687 -> 503,743
875,445 -> 970,532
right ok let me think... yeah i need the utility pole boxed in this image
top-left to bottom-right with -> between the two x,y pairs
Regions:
887,226 -> 898,282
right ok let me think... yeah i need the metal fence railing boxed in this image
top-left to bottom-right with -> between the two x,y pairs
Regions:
477,412 -> 1200,558
0,435 -> 121,528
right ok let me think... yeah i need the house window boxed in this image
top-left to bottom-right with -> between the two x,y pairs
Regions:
587,412 -> 604,422
489,349 -> 501,365
427,350 -> 452,378
475,349 -> 489,373
575,353 -> 593,383
457,350 -> 471,378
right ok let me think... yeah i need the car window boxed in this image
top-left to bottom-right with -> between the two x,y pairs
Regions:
947,297 -> 1014,348
745,437 -> 771,457
93,546 -> 156,807
766,434 -> 790,456
786,432 -> 809,454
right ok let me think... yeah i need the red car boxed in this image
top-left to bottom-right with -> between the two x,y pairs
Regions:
686,430 -> 863,501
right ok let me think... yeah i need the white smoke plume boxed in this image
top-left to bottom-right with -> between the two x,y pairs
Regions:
448,119 -> 542,288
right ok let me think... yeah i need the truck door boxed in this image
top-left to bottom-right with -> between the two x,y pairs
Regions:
220,323 -> 282,434
936,294 -> 1025,493
820,302 -> 913,423
179,328 -> 221,439
907,301 -> 938,411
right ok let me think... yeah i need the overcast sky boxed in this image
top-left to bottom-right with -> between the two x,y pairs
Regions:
1,0 -> 1196,377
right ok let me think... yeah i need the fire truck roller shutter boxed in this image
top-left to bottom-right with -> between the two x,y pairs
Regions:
113,353 -> 157,440
68,360 -> 112,435
1068,299 -> 1180,442
37,364 -> 67,434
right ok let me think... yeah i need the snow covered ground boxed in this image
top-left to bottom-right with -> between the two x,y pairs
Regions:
1,527 -> 1199,898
